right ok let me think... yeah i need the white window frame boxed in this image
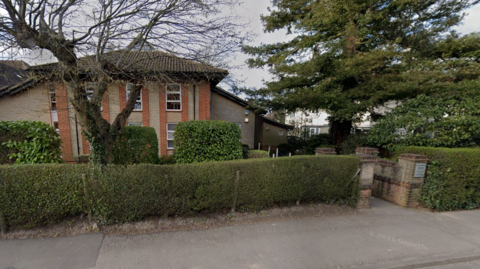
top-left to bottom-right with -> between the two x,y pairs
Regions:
167,123 -> 178,149
53,121 -> 59,133
49,88 -> 57,111
310,128 -> 316,136
85,82 -> 102,111
127,122 -> 143,126
166,83 -> 181,111
126,83 -> 143,111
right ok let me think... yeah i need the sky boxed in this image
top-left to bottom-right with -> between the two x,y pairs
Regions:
6,0 -> 480,89
233,0 -> 480,90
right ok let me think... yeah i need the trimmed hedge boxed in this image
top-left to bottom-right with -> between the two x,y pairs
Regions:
249,150 -> 270,158
174,120 -> 242,164
0,165 -> 85,228
0,155 -> 360,229
396,146 -> 480,211
112,126 -> 160,165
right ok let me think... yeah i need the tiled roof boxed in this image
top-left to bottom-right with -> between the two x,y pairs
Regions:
0,62 -> 35,96
30,50 -> 228,76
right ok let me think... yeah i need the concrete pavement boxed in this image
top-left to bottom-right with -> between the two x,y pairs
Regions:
2,198 -> 480,269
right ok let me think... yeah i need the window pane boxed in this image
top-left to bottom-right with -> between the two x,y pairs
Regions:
167,84 -> 180,92
167,124 -> 177,131
167,141 -> 174,148
135,102 -> 142,110
167,93 -> 180,101
167,102 -> 181,110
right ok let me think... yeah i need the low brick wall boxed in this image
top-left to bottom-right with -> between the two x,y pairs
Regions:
372,152 -> 428,208
315,147 -> 429,209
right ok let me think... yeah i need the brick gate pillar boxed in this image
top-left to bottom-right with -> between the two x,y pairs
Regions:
396,154 -> 429,207
356,153 -> 377,209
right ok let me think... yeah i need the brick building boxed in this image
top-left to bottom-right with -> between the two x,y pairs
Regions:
0,52 -> 292,162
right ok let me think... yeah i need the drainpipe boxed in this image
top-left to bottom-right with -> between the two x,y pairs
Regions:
75,114 -> 80,157
193,85 -> 196,120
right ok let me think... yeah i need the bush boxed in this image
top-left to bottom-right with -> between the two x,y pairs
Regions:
340,134 -> 370,155
305,134 -> 331,154
242,144 -> 250,159
249,150 -> 269,158
395,146 -> 480,211
112,126 -> 159,165
158,155 -> 176,165
0,121 -> 62,164
278,143 -> 295,155
174,120 -> 242,164
0,155 -> 360,229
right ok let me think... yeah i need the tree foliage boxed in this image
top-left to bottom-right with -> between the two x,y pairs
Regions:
242,0 -> 480,147
0,0 -> 248,164
368,80 -> 480,150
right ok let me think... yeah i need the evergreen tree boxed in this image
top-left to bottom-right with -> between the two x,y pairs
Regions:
243,0 -> 480,148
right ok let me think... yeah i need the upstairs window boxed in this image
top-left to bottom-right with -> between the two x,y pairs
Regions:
49,88 -> 57,111
166,84 -> 181,111
126,83 -> 142,111
85,82 -> 102,111
85,82 -> 97,101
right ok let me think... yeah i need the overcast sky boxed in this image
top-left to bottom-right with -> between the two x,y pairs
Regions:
233,0 -> 480,90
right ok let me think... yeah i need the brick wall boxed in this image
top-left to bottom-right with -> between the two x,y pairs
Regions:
55,84 -> 74,162
371,152 -> 428,208
211,92 -> 255,148
262,122 -> 288,147
0,84 -> 51,123
0,80 -> 221,160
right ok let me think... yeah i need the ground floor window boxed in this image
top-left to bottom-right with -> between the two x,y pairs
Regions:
167,123 -> 178,149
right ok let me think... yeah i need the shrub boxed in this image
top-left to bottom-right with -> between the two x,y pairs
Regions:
278,143 -> 295,155
340,134 -> 370,155
242,144 -> 250,159
0,121 -> 62,164
305,134 -> 331,154
0,156 -> 360,229
158,155 -> 176,165
396,146 -> 480,211
111,126 -> 159,165
249,150 -> 269,158
174,120 -> 242,164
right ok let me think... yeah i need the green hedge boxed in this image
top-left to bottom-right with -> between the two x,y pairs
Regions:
249,150 -> 270,158
174,120 -> 242,164
396,146 -> 480,211
0,155 -> 360,229
112,126 -> 160,165
0,165 -> 86,228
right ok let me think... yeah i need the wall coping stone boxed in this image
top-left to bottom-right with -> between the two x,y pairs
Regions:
398,153 -> 429,162
315,148 -> 336,155
356,147 -> 379,155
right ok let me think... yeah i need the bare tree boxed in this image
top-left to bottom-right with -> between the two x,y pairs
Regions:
0,0 -> 249,164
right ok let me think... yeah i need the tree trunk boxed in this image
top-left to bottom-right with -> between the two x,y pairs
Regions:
329,119 -> 353,153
